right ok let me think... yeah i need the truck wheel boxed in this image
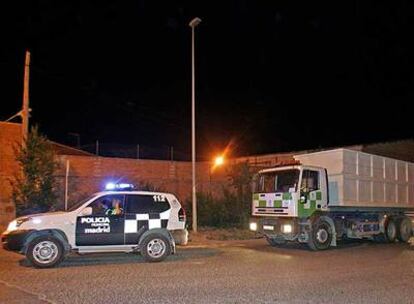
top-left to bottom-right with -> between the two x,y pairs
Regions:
141,233 -> 171,263
26,236 -> 64,268
385,219 -> 397,243
396,217 -> 412,243
308,218 -> 333,251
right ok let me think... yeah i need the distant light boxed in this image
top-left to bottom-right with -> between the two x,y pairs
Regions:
214,156 -> 224,167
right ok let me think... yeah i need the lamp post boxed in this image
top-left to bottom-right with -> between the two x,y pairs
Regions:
189,17 -> 202,233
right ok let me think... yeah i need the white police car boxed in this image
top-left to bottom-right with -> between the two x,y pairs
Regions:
1,183 -> 188,268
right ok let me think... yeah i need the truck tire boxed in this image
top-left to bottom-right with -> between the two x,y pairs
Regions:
396,217 -> 412,243
26,236 -> 65,268
308,218 -> 333,251
141,233 -> 171,263
385,218 -> 397,243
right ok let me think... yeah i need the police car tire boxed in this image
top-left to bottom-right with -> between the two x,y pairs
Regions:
26,236 -> 64,268
141,233 -> 171,263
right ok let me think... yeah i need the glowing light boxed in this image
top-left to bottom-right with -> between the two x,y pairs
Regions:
7,220 -> 17,231
105,182 -> 134,191
32,218 -> 42,224
249,222 -> 257,231
282,224 -> 292,234
214,155 -> 224,167
105,182 -> 116,190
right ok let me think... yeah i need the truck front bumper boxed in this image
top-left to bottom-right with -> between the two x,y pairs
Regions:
249,217 -> 300,242
1,230 -> 33,253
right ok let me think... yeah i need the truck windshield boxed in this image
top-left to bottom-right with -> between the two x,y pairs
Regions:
254,169 -> 299,193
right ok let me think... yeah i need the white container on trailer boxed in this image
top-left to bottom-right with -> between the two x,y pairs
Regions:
294,148 -> 414,208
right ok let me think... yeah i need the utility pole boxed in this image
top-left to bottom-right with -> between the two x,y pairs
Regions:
22,50 -> 31,146
189,17 -> 202,233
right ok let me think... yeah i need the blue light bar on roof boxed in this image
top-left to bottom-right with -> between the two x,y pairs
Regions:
105,183 -> 135,191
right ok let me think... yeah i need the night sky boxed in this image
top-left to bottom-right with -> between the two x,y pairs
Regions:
1,1 -> 413,160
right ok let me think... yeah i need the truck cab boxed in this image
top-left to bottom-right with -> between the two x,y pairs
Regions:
251,165 -> 328,219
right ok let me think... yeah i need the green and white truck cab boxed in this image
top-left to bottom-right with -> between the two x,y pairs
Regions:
249,149 -> 414,250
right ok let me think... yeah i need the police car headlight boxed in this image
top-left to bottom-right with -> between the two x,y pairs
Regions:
7,220 -> 17,231
249,222 -> 257,231
7,217 -> 30,231
282,224 -> 292,234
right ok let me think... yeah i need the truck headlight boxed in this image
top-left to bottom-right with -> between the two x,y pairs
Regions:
7,220 -> 17,231
282,224 -> 292,234
249,222 -> 257,231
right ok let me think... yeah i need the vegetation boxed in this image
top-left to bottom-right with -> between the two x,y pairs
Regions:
187,161 -> 254,228
11,126 -> 59,215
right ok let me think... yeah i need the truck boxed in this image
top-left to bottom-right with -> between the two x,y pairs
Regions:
249,148 -> 414,250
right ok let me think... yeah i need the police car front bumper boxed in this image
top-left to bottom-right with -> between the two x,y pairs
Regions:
1,229 -> 33,252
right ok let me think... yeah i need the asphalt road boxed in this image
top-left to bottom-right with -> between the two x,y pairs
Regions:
0,239 -> 413,304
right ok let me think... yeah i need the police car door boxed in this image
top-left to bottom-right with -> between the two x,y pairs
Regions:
124,194 -> 170,245
76,194 -> 125,246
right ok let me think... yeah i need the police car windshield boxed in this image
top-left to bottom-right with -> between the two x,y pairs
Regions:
67,194 -> 97,212
254,169 -> 299,193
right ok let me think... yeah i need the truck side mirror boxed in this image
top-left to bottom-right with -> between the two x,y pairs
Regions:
300,195 -> 307,204
80,207 -> 92,216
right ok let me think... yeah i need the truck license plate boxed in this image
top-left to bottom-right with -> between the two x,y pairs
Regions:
263,225 -> 274,231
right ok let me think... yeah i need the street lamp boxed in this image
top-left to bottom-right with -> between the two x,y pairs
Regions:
189,17 -> 202,233
209,155 -> 225,190
214,155 -> 224,167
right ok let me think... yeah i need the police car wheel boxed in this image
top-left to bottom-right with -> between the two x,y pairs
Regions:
26,236 -> 64,268
141,234 -> 171,262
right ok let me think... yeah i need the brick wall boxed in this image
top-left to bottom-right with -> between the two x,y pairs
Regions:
0,122 -> 21,230
0,122 -> 292,232
54,155 -> 230,210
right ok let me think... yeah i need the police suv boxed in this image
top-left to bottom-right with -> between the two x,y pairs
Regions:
1,184 -> 187,268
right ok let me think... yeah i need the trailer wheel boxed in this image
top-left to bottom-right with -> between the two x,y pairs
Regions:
396,217 -> 412,243
385,219 -> 397,243
308,218 -> 333,251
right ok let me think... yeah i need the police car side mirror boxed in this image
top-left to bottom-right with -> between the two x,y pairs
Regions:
80,207 -> 92,216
